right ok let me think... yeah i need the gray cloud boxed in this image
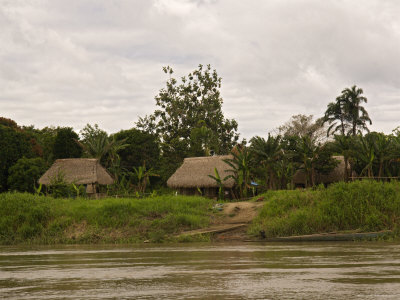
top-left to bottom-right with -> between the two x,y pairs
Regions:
1,0 -> 399,138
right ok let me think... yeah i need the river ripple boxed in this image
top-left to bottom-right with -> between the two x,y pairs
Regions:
1,242 -> 400,299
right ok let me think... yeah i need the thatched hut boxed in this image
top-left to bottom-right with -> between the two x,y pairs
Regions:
167,155 -> 235,198
39,158 -> 114,197
293,155 -> 348,187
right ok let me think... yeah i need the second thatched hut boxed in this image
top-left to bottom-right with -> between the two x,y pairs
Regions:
292,155 -> 349,187
167,155 -> 235,198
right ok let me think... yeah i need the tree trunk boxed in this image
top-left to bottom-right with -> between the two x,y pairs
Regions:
378,161 -> 383,178
368,166 -> 373,178
350,164 -> 353,180
344,156 -> 349,182
340,116 -> 345,136
311,165 -> 316,187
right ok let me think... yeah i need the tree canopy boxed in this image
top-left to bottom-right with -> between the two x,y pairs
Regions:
52,127 -> 82,159
113,128 -> 160,171
324,85 -> 371,136
137,64 -> 239,179
7,157 -> 46,193
0,119 -> 36,191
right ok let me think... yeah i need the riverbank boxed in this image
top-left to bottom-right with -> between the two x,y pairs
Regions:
0,193 -> 214,244
248,180 -> 400,239
1,180 -> 400,245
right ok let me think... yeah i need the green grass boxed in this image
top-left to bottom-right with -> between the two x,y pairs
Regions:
0,193 -> 213,245
249,180 -> 400,238
4,180 -> 400,244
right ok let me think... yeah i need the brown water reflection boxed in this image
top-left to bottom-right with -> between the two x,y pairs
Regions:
1,243 -> 400,299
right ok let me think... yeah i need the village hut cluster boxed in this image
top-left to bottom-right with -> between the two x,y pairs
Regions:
168,155 -> 349,197
38,155 -> 349,199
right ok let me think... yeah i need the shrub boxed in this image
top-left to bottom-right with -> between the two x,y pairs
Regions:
7,157 -> 47,193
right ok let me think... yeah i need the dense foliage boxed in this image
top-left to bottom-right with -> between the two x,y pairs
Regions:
137,65 -> 240,181
113,128 -> 160,171
53,127 -> 82,159
1,70 -> 400,198
0,119 -> 36,191
7,157 -> 47,193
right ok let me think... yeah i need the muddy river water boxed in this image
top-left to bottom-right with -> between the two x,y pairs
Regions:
1,242 -> 400,299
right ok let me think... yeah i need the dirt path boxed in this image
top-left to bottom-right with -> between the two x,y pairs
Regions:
178,201 -> 264,240
219,201 -> 264,224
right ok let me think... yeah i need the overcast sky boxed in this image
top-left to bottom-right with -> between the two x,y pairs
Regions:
1,0 -> 400,138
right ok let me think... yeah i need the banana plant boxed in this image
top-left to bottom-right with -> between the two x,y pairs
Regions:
356,135 -> 375,178
250,134 -> 283,189
208,167 -> 228,200
131,162 -> 159,194
34,183 -> 43,196
224,145 -> 253,199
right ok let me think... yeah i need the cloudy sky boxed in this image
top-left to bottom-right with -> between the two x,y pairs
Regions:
1,0 -> 400,138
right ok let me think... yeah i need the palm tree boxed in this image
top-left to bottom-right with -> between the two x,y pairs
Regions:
295,136 -> 321,187
323,99 -> 349,136
250,134 -> 283,189
341,85 -> 372,136
369,132 -> 395,178
323,85 -> 371,137
224,145 -> 253,199
353,135 -> 375,178
291,136 -> 338,187
78,133 -> 129,165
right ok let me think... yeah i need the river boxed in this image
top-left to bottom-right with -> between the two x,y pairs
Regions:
1,242 -> 400,299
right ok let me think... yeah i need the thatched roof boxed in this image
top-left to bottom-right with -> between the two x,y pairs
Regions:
293,156 -> 347,185
167,155 -> 235,189
39,158 -> 114,185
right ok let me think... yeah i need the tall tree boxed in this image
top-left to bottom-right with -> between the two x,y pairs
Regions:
323,100 -> 349,136
324,85 -> 371,137
137,65 -> 239,178
342,85 -> 372,136
278,114 -> 327,144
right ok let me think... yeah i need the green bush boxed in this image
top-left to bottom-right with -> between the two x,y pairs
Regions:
7,157 -> 47,193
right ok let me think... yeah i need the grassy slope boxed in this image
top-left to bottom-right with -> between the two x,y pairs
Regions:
0,193 -> 213,245
249,180 -> 400,238
3,181 -> 400,245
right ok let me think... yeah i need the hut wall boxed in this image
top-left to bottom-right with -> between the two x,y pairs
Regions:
178,188 -> 196,196
204,187 -> 218,198
175,186 -> 234,199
